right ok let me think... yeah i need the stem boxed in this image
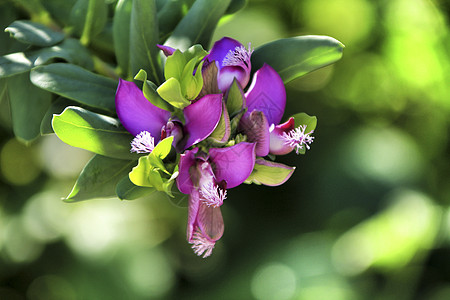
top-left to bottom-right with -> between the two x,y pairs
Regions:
80,0 -> 97,46
13,0 -> 61,31
92,56 -> 120,80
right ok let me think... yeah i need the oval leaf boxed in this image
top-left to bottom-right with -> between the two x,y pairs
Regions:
164,0 -> 232,50
5,20 -> 65,47
52,106 -> 138,160
66,154 -> 136,202
130,0 -> 162,83
0,39 -> 94,78
113,0 -> 132,78
252,35 -> 344,83
30,63 -> 117,113
245,159 -> 295,186
5,72 -> 52,143
116,175 -> 155,200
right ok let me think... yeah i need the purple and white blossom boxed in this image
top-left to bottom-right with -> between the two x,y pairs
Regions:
115,79 -> 223,153
177,142 -> 256,257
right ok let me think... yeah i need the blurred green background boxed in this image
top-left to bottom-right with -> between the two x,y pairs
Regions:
1,0 -> 450,299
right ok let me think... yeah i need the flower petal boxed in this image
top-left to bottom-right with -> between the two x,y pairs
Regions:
238,110 -> 270,157
245,64 -> 286,125
269,117 -> 296,155
205,37 -> 242,69
187,189 -> 200,242
115,79 -> 171,137
177,148 -> 199,194
157,44 -> 176,56
209,142 -> 256,189
217,65 -> 249,92
183,94 -> 223,149
197,202 -> 224,242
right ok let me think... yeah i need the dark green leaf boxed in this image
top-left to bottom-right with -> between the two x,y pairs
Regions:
40,97 -> 78,135
5,72 -> 52,143
5,20 -> 65,47
291,112 -> 317,132
225,0 -> 247,14
70,0 -> 108,45
0,38 -> 93,78
30,63 -> 116,113
225,79 -> 244,117
52,106 -> 138,160
41,0 -> 77,27
116,175 -> 155,200
157,0 -> 194,40
165,0 -> 232,50
130,0 -> 162,83
245,159 -> 295,186
252,35 -> 345,83
113,0 -> 132,78
66,154 -> 136,202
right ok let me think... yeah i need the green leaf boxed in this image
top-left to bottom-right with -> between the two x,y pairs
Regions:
0,38 -> 94,78
5,72 -> 52,143
245,159 -> 295,186
70,0 -> 108,45
291,112 -> 317,132
116,175 -> 155,200
156,77 -> 190,109
66,154 -> 136,202
165,0 -> 232,50
41,0 -> 77,27
129,137 -> 176,193
134,69 -> 173,111
151,136 -> 174,159
129,156 -> 157,187
157,0 -> 194,40
30,63 -> 117,113
181,59 -> 203,100
206,102 -> 230,145
113,0 -> 132,78
130,0 -> 162,84
5,20 -> 65,47
40,97 -> 78,135
225,0 -> 247,14
225,79 -> 245,117
52,106 -> 138,160
252,35 -> 345,83
164,50 -> 186,80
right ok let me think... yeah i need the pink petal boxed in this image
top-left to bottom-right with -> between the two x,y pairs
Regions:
205,37 -> 242,69
157,44 -> 176,56
183,94 -> 223,149
269,117 -> 296,155
217,65 -> 249,92
115,79 -> 171,137
239,110 -> 270,157
197,202 -> 224,242
245,64 -> 286,125
208,142 -> 256,189
177,148 -> 199,194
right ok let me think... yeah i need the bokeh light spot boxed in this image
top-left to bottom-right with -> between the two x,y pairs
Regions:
0,138 -> 41,185
341,126 -> 424,185
251,262 -> 296,300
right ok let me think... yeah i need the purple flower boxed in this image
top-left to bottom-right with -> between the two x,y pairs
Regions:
115,79 -> 223,152
239,64 -> 314,156
204,37 -> 253,92
177,142 -> 256,257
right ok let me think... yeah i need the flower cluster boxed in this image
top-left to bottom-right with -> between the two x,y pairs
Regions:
115,37 -> 316,258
